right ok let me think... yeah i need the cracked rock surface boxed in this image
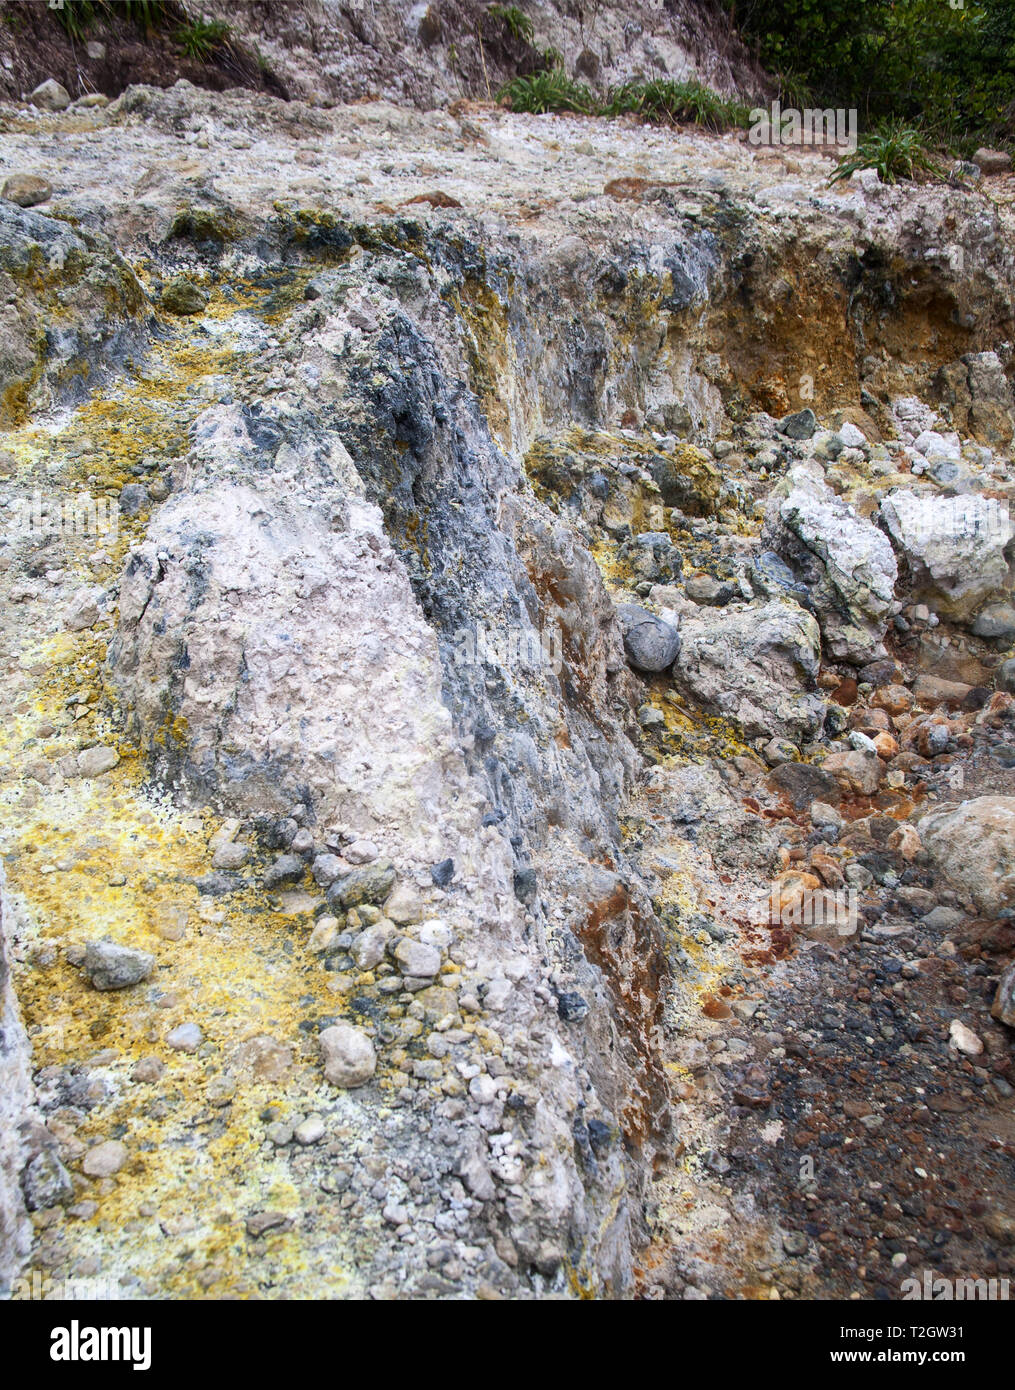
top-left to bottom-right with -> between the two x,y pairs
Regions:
0,79 -> 1013,1301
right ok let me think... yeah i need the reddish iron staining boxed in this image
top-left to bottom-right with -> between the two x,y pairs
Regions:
579,883 -> 671,1148
702,994 -> 733,1020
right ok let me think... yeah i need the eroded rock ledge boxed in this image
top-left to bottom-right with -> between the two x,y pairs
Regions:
0,85 -> 1013,1300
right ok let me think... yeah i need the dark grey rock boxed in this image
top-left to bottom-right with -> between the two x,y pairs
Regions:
752,551 -> 813,610
263,854 -> 304,890
193,872 -> 243,897
118,484 -> 148,518
823,704 -> 849,738
778,408 -> 817,440
616,603 -> 681,673
325,860 -> 396,909
972,603 -> 1015,640
622,531 -> 682,582
556,991 -> 589,1022
21,1150 -> 73,1211
587,1118 -> 612,1155
260,817 -> 298,850
767,761 -> 840,809
311,853 -> 343,887
83,938 -> 155,991
430,857 -> 454,887
513,868 -> 537,904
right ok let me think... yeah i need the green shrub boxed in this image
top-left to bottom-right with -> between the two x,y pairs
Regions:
497,73 -> 748,129
497,70 -> 596,115
487,5 -> 534,46
726,0 -> 1015,151
176,18 -> 230,61
603,78 -> 750,131
829,122 -> 947,185
54,0 -> 169,42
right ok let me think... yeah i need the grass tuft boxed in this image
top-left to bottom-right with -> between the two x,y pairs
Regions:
54,1 -> 170,42
829,121 -> 947,185
497,69 -> 596,115
175,17 -> 230,62
498,73 -> 749,129
602,78 -> 750,131
487,5 -> 534,45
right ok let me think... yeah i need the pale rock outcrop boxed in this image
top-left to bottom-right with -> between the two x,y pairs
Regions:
170,0 -> 766,115
9,72 -> 1015,1304
672,599 -> 825,741
918,797 -> 1015,916
109,418 -> 463,838
0,868 -> 34,1294
763,465 -> 897,665
880,489 -> 1013,623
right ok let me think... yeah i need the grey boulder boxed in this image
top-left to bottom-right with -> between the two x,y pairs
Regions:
616,603 -> 681,673
30,79 -> 70,112
763,465 -> 897,665
83,939 -> 155,991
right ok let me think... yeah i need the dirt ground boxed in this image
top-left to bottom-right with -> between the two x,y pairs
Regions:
0,2 -> 288,105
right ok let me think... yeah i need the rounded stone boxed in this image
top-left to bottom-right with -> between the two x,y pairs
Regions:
30,79 -> 71,112
294,1115 -> 326,1145
319,1023 -> 376,1088
81,1140 -> 127,1178
351,924 -> 388,970
393,937 -> 441,979
972,603 -> 1015,640
616,603 -> 681,673
166,1022 -> 204,1053
83,939 -> 155,991
2,175 -> 52,208
211,840 -> 248,870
